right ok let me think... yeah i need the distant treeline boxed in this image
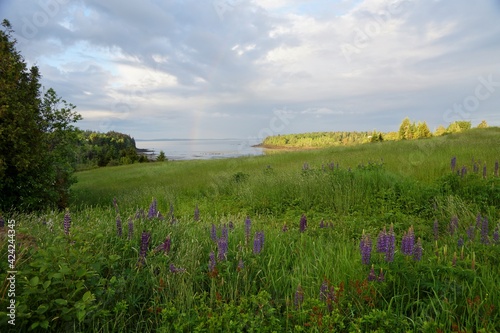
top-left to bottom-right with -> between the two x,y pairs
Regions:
261,119 -> 488,148
75,130 -> 151,169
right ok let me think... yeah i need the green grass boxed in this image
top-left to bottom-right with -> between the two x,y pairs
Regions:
1,127 -> 500,332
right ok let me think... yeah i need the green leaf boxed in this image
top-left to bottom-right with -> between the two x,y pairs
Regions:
54,299 -> 68,306
42,280 -> 51,289
82,291 -> 94,303
40,320 -> 49,329
76,309 -> 86,322
109,254 -> 121,261
36,304 -> 48,314
59,265 -> 71,275
30,276 -> 40,287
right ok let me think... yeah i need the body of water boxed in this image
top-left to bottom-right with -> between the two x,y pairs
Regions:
136,138 -> 265,160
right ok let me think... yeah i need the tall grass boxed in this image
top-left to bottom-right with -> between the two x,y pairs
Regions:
1,128 -> 499,332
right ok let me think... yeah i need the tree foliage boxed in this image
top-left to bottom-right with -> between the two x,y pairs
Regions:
0,20 -> 81,210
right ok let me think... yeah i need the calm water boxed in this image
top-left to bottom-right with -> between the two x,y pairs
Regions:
136,138 -> 265,160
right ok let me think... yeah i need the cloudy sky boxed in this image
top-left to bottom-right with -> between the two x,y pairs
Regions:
2,0 -> 500,140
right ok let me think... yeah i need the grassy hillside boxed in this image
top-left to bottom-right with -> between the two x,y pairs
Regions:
1,127 -> 500,332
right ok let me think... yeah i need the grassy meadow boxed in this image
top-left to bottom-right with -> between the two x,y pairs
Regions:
1,127 -> 500,332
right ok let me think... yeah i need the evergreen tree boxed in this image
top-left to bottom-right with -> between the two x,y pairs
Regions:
0,20 -> 81,210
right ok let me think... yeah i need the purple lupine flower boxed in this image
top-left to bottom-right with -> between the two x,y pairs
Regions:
169,263 -> 186,273
245,216 -> 251,244
128,218 -> 134,240
461,166 -> 467,177
457,237 -> 464,247
378,268 -> 385,282
253,231 -> 265,254
155,236 -> 171,255
481,216 -> 489,244
217,237 -> 228,261
473,162 -> 479,174
467,225 -> 475,242
194,205 -> 200,221
401,226 -> 415,256
294,285 -> 304,308
63,210 -> 71,235
148,198 -> 157,218
451,157 -> 457,172
493,227 -> 499,244
210,223 -> 218,242
368,265 -> 377,281
413,237 -> 423,261
433,219 -> 439,241
221,224 -> 228,240
495,161 -> 499,177
299,214 -> 307,233
385,224 -> 395,263
282,224 -> 288,232
228,221 -> 234,230
360,233 -> 372,265
319,279 -> 329,301
449,216 -> 459,236
376,227 -> 388,253
319,220 -> 325,228
237,259 -> 244,272
208,251 -> 216,273
137,231 -> 151,266
116,216 -> 123,237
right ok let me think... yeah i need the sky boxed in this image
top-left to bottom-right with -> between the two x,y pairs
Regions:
2,0 -> 500,140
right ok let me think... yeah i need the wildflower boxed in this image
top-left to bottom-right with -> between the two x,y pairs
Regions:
210,223 -> 217,242
378,268 -> 385,282
360,232 -> 372,265
299,214 -> 307,233
376,226 -> 388,253
368,265 -> 377,281
169,263 -> 186,273
208,251 -> 216,273
217,237 -> 228,261
253,231 -> 264,254
495,160 -> 499,177
413,237 -> 423,261
194,205 -> 200,221
319,279 -> 329,301
148,198 -> 157,218
138,231 -> 151,267
282,224 -> 288,232
63,210 -> 71,236
493,227 -> 499,244
154,236 -> 171,255
319,220 -> 325,228
457,237 -> 464,248
221,224 -> 228,240
451,157 -> 457,172
449,216 -> 459,236
467,225 -> 475,242
245,216 -> 251,244
237,259 -> 244,272
228,221 -> 234,230
128,218 -> 134,240
433,219 -> 439,241
481,216 -> 489,244
461,166 -> 467,177
294,285 -> 304,308
385,224 -> 395,263
401,226 -> 415,256
116,216 -> 123,237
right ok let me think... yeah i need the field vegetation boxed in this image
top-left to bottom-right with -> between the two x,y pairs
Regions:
1,127 -> 500,332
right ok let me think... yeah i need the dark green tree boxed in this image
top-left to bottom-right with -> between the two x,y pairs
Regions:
0,20 -> 81,210
156,150 -> 167,162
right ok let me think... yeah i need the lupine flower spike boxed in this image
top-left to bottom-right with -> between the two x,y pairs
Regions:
299,214 -> 307,233
63,210 -> 71,236
116,216 -> 123,237
137,231 -> 151,267
294,285 -> 304,308
360,231 -> 372,265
